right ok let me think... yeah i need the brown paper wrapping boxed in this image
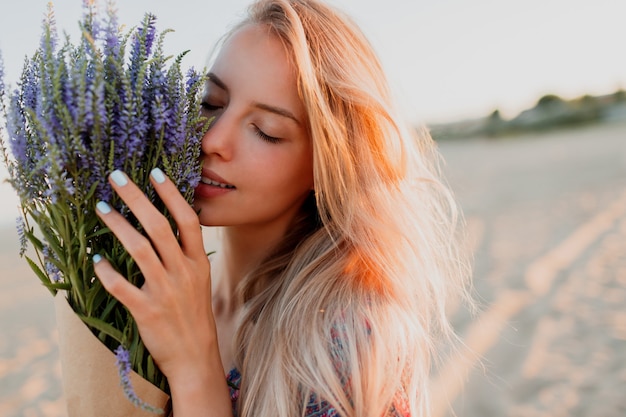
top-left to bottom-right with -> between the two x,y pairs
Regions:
55,294 -> 172,416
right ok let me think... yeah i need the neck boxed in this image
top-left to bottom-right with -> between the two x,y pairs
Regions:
209,223 -> 288,315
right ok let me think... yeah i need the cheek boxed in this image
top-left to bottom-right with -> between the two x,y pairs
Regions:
255,145 -> 313,187
271,154 -> 313,193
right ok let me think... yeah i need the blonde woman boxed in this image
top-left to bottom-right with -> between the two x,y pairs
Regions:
92,0 -> 471,416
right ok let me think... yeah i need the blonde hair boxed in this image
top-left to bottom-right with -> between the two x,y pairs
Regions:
226,1 -> 472,416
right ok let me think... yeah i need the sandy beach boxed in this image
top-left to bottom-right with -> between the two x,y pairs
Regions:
1,120 -> 625,416
432,120 -> 626,416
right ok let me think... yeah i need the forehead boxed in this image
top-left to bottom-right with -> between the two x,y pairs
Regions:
213,24 -> 294,80
209,24 -> 306,122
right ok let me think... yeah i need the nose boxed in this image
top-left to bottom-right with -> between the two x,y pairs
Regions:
200,112 -> 235,161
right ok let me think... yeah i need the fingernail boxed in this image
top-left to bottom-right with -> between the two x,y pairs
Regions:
110,170 -> 128,186
93,254 -> 103,264
96,201 -> 112,214
151,167 -> 166,184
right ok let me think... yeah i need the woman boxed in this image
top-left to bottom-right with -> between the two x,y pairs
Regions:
93,0 -> 471,416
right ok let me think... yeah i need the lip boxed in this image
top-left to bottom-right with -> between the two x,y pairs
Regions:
194,169 -> 235,199
201,169 -> 233,187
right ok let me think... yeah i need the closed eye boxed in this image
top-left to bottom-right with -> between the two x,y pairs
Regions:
254,126 -> 281,144
201,101 -> 222,112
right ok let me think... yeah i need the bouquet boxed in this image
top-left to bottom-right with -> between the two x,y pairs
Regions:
0,1 -> 208,414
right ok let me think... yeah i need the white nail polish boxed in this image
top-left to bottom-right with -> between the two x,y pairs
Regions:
151,167 -> 166,184
96,201 -> 112,214
110,170 -> 128,186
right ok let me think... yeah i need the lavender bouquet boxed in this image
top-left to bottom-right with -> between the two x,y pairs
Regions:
0,1 -> 208,413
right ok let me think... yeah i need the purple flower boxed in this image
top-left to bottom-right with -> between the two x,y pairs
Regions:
81,0 -> 101,41
148,59 -> 168,133
42,245 -> 62,282
21,61 -> 39,111
15,217 -> 28,257
114,345 -> 133,397
103,5 -> 120,57
150,95 -> 169,133
139,14 -> 157,57
40,4 -> 58,54
114,345 -> 164,414
143,15 -> 157,57
38,7 -> 64,131
61,64 -> 78,123
129,13 -> 157,87
5,89 -> 43,201
185,67 -> 201,93
6,93 -> 29,168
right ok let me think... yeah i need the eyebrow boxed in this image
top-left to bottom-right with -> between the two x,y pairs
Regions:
206,72 -> 228,92
206,72 -> 301,126
253,102 -> 301,126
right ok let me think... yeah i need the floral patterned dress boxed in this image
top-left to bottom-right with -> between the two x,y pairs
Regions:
226,367 -> 411,417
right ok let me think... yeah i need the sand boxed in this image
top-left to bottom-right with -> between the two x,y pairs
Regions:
1,121 -> 626,416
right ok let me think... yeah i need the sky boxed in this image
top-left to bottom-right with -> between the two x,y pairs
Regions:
1,0 -> 625,124
0,0 -> 625,224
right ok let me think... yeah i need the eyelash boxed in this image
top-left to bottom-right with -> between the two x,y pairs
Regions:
254,127 -> 281,144
201,101 -> 221,112
201,101 -> 281,144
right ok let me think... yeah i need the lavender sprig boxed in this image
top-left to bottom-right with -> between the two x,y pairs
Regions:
115,345 -> 165,414
15,217 -> 28,257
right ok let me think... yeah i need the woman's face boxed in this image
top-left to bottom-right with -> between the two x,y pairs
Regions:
194,24 -> 314,234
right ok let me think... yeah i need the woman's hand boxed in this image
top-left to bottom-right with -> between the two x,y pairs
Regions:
93,168 -> 231,416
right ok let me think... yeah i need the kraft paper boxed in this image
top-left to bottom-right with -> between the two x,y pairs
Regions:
54,294 -> 172,416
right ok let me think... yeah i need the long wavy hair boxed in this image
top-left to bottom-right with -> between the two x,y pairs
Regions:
221,1 -> 472,416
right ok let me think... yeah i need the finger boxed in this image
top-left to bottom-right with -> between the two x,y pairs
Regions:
107,170 -> 181,265
95,200 -> 165,282
149,167 -> 206,259
93,254 -> 147,313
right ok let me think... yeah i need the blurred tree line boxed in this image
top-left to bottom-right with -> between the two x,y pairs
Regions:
429,89 -> 626,140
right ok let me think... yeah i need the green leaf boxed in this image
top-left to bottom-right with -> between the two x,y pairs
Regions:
87,226 -> 112,239
147,354 -> 157,383
43,282 -> 72,291
79,315 -> 124,343
84,180 -> 99,201
86,282 -> 105,314
24,229 -> 45,252
132,337 -> 145,376
24,256 -> 56,295
99,296 -> 119,322
77,223 -> 88,263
